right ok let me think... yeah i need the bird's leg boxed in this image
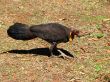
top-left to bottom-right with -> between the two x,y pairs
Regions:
49,42 -> 57,57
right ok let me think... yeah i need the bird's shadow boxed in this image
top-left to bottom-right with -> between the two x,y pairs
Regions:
4,48 -> 74,58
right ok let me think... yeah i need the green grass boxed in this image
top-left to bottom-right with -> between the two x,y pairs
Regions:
90,33 -> 105,38
80,15 -> 108,23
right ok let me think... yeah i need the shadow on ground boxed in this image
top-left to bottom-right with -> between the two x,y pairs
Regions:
3,48 -> 74,58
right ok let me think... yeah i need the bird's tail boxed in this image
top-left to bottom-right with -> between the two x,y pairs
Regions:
7,23 -> 36,40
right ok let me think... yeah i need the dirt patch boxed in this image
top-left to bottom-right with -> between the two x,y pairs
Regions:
95,73 -> 110,82
0,0 -> 110,82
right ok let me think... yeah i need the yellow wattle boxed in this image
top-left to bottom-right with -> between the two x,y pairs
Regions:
69,37 -> 73,45
69,37 -> 73,42
69,32 -> 73,44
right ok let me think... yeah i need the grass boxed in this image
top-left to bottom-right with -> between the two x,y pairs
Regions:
90,33 -> 105,38
0,0 -> 110,82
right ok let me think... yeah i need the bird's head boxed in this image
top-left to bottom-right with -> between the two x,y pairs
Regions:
69,29 -> 80,42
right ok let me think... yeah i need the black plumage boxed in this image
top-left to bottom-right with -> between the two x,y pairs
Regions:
7,23 -> 79,57
30,23 -> 71,43
7,23 -> 36,40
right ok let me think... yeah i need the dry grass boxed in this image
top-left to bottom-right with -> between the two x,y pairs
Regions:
0,0 -> 110,82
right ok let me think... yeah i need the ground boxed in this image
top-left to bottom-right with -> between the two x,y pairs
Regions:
0,0 -> 110,82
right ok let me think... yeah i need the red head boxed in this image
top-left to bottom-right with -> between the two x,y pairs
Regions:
69,29 -> 80,41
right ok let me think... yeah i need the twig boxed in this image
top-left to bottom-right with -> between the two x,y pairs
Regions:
95,57 -> 110,62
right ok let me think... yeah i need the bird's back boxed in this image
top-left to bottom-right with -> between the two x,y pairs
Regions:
30,23 -> 71,43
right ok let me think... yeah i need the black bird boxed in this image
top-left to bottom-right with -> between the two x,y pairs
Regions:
7,23 -> 79,58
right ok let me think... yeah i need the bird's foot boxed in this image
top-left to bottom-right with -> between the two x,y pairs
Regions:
57,50 -> 72,59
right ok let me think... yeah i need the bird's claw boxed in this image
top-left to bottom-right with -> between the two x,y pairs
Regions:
57,50 -> 72,59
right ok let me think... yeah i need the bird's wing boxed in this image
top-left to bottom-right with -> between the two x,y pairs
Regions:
30,26 -> 67,42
